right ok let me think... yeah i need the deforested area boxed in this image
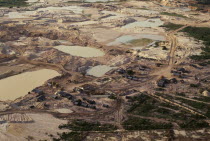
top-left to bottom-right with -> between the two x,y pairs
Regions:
0,0 -> 210,140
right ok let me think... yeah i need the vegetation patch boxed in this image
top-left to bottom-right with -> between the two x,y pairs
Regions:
193,96 -> 210,103
59,119 -> 117,131
161,23 -> 183,31
123,116 -> 173,130
53,120 -> 117,140
160,12 -> 188,18
53,132 -> 85,141
179,119 -> 209,129
175,97 -> 208,110
126,93 -> 208,129
127,94 -> 155,116
128,38 -> 153,46
0,0 -> 28,7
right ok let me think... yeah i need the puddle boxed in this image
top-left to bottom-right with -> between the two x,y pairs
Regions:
54,45 -> 105,58
122,18 -> 164,28
108,34 -> 165,46
0,69 -> 60,101
86,65 -> 115,77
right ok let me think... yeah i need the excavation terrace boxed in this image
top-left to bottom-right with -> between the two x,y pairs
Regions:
0,0 -> 210,140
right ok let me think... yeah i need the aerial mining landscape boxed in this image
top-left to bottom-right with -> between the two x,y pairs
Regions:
0,0 -> 210,140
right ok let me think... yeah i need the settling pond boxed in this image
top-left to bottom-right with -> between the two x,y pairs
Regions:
86,65 -> 116,77
0,69 -> 60,101
54,45 -> 105,58
108,34 -> 166,46
122,18 -> 164,28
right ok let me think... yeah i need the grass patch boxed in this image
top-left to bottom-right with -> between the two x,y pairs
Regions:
161,23 -> 183,31
53,119 -> 117,140
193,96 -> 210,103
59,119 -> 117,131
127,93 -> 207,129
127,94 -> 155,116
0,0 -> 28,7
175,97 -> 208,110
190,83 -> 200,88
123,116 -> 173,130
161,12 -> 188,18
108,94 -> 117,100
53,132 -> 85,141
179,119 -> 209,129
128,38 -> 153,46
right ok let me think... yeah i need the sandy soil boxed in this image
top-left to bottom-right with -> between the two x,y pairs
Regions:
0,113 -> 67,141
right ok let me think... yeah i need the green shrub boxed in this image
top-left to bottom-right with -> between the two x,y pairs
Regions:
53,132 -> 84,141
161,12 -> 188,18
179,120 -> 209,129
0,0 -> 28,7
123,117 -> 173,130
59,119 -> 117,131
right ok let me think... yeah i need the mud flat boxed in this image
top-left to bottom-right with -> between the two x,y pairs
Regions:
108,34 -> 165,46
5,11 -> 35,19
54,45 -> 105,58
86,65 -> 115,77
0,69 -> 60,101
4,6 -> 84,19
54,108 -> 73,113
37,6 -> 84,14
122,18 -> 164,28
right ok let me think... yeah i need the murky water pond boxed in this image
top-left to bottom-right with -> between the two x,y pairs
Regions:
0,69 -> 60,101
108,34 -> 165,46
122,18 -> 164,28
54,45 -> 105,57
86,65 -> 115,77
